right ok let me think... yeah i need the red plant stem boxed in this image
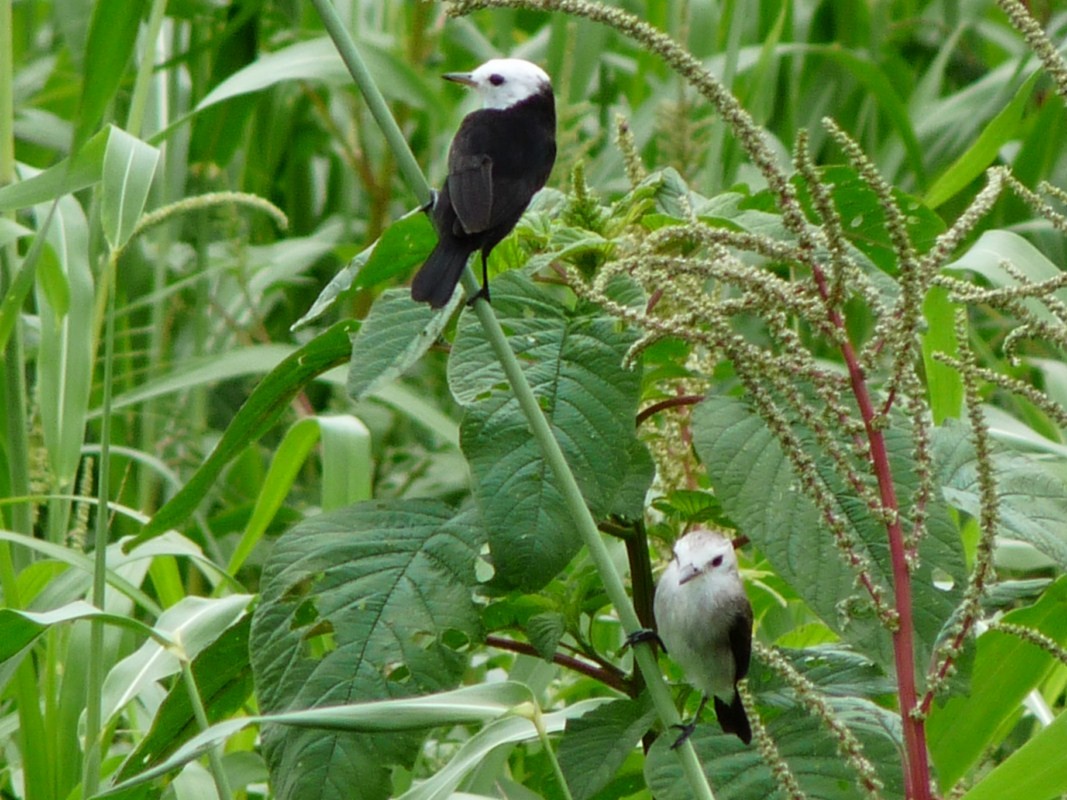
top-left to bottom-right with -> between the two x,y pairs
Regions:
635,394 -> 704,426
484,634 -> 632,695
811,269 -> 932,800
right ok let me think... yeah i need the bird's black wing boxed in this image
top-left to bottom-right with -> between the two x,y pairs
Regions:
446,108 -> 554,237
729,602 -> 754,682
447,152 -> 494,234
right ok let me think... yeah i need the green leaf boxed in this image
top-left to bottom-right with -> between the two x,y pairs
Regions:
936,420 -> 1067,569
396,698 -> 613,800
928,577 -> 1067,788
558,697 -> 657,800
0,602 -> 159,663
526,612 -> 566,661
73,1 -> 145,153
0,127 -> 110,212
134,321 -> 357,546
101,596 -> 252,726
118,616 -> 254,782
922,285 -> 963,424
959,697 -> 1067,800
101,127 -> 160,249
249,500 -> 484,800
691,395 -> 965,674
347,287 -> 462,400
196,37 -> 436,116
226,413 -> 373,574
101,682 -> 541,798
0,218 -> 32,247
450,272 -> 651,590
924,71 -> 1040,209
294,209 -> 435,331
946,230 -> 1067,323
646,695 -> 904,799
34,193 -> 95,489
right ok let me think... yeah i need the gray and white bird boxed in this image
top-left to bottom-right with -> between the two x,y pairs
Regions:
411,58 -> 557,308
654,529 -> 753,745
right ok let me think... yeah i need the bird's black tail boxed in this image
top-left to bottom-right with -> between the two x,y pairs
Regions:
411,240 -> 471,309
713,691 -> 752,744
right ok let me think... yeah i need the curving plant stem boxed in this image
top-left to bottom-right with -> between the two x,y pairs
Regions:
308,1 -> 716,798
448,0 -> 936,797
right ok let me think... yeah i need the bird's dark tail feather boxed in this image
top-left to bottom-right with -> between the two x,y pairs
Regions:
713,691 -> 752,745
411,241 -> 471,309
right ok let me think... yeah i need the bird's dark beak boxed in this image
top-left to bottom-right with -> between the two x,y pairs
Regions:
442,71 -> 477,87
678,564 -> 702,585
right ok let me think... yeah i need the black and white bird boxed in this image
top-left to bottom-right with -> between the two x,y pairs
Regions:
411,58 -> 557,308
654,529 -> 753,746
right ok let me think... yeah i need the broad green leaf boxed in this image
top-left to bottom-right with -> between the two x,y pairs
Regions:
101,127 -> 160,249
34,193 -> 94,489
945,230 -> 1067,322
134,321 -> 357,546
196,37 -> 436,115
922,285 -> 963,424
558,697 -> 657,800
0,128 -> 110,212
225,414 -> 372,575
692,395 -> 965,674
793,165 -> 944,275
0,601 -> 159,663
101,682 -> 538,798
450,272 -> 652,590
924,71 -> 1040,209
646,696 -> 904,799
651,645 -> 904,799
960,699 -> 1067,800
117,616 -> 255,782
101,595 -> 252,725
928,577 -> 1067,788
250,501 -> 484,800
347,287 -> 462,400
293,209 -> 434,331
318,415 -> 372,510
0,531 -> 168,619
396,698 -> 612,800
73,0 -> 146,153
936,420 -> 1067,569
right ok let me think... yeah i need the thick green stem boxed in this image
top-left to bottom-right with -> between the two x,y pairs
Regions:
82,252 -> 118,798
311,2 -> 714,797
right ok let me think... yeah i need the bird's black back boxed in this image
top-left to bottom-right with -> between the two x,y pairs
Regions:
413,84 -> 556,308
443,85 -> 556,248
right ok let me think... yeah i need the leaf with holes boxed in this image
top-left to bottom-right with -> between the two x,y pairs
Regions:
250,500 -> 483,800
450,272 -> 651,590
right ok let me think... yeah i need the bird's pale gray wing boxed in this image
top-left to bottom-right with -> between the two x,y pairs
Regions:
448,153 -> 493,234
729,603 -> 753,681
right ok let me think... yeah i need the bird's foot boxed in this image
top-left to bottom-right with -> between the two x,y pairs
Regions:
420,190 -> 438,213
466,283 -> 491,307
622,628 -> 666,653
669,721 -> 699,750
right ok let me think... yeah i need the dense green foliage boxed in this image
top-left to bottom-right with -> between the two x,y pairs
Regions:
2,2 -> 1067,800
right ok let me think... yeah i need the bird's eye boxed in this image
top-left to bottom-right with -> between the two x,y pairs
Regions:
488,73 -> 505,86
711,555 -> 724,567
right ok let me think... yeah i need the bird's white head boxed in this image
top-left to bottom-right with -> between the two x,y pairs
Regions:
671,530 -> 739,587
443,58 -> 552,110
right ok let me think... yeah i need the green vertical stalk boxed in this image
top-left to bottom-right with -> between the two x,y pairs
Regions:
309,2 -> 715,797
182,661 -> 234,800
0,2 -> 51,797
82,253 -> 118,798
